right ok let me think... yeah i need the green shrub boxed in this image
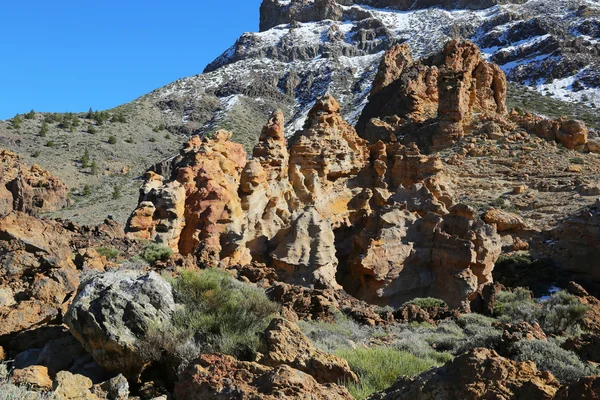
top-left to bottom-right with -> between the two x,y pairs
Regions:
108,135 -> 117,144
513,339 -> 597,383
45,140 -> 55,148
96,246 -> 119,261
141,243 -> 173,264
335,347 -> 441,399
570,157 -> 584,165
12,115 -> 23,129
168,269 -> 279,360
125,136 -> 135,144
87,124 -> 97,134
24,109 -> 36,120
83,185 -> 92,196
81,148 -> 90,168
493,288 -> 538,323
112,185 -> 122,200
149,137 -> 157,143
91,160 -> 99,175
539,291 -> 589,335
405,298 -> 448,309
32,150 -> 41,158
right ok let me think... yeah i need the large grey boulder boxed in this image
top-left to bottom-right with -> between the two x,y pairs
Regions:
65,271 -> 175,379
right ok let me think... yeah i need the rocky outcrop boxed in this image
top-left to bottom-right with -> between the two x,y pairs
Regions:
369,348 -> 561,400
174,353 -> 353,400
260,318 -> 358,384
65,271 -> 176,379
129,86 -> 502,308
0,149 -> 70,217
126,131 -> 247,265
484,208 -> 525,232
0,212 -> 79,339
512,113 -> 589,152
531,202 -> 600,286
345,204 -> 501,309
357,40 -> 508,152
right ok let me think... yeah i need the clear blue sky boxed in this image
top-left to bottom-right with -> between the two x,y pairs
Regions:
0,0 -> 262,120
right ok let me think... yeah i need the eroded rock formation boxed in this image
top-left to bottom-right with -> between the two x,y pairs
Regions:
357,40 -> 507,152
0,149 -> 70,217
127,43 -> 514,309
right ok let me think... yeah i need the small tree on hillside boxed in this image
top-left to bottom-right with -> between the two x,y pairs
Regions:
81,148 -> 90,168
40,122 -> 49,137
25,109 -> 36,120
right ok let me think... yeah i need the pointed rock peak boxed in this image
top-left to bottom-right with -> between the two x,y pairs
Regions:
262,110 -> 286,140
310,95 -> 341,117
441,39 -> 483,72
371,43 -> 413,96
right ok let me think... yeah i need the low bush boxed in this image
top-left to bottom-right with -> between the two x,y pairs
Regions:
539,291 -> 589,335
108,135 -> 117,144
168,269 -> 279,361
96,246 -> 119,261
141,243 -> 173,264
335,347 -> 442,399
513,339 -> 598,383
493,288 -> 537,324
494,289 -> 589,335
405,298 -> 447,309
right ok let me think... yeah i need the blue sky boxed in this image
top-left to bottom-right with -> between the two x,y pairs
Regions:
0,0 -> 262,120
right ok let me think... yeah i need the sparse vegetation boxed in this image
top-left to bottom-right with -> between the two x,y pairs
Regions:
91,160 -> 99,175
163,269 -> 279,361
81,148 -> 90,168
39,121 -> 49,137
112,185 -> 122,199
25,109 -> 36,120
335,347 -> 443,399
108,135 -> 117,144
45,140 -> 55,148
140,243 -> 173,264
405,298 -> 447,309
83,184 -> 92,196
96,246 -> 119,261
12,115 -> 23,129
512,339 -> 598,383
87,124 -> 97,134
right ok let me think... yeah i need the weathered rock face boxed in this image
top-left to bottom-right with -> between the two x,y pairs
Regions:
345,204 -> 501,309
0,149 -> 70,217
260,318 -> 358,384
531,202 -> 600,286
369,348 -> 561,400
65,271 -> 176,379
174,353 -> 353,400
0,212 -> 79,339
357,40 -> 508,152
126,131 -> 247,265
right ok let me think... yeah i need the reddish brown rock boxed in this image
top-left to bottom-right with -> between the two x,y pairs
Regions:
556,376 -> 600,399
512,113 -> 589,151
345,204 -> 501,309
260,318 -> 358,384
357,40 -> 507,151
266,282 -> 338,323
126,131 -> 247,265
11,365 -> 53,391
0,212 -> 78,338
0,149 -> 70,217
174,353 -> 353,400
370,348 -> 560,400
484,208 -> 525,232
